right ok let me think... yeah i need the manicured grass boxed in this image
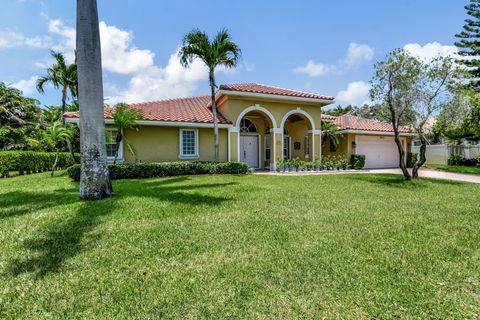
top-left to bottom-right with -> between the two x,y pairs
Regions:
1,172 -> 479,319
425,163 -> 480,175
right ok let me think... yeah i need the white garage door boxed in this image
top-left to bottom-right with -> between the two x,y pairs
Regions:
356,135 -> 400,169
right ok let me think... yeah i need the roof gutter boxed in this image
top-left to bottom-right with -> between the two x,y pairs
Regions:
65,117 -> 232,128
339,129 -> 416,137
217,89 -> 335,105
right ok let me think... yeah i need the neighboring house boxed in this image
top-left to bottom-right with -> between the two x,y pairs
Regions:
65,83 -> 413,169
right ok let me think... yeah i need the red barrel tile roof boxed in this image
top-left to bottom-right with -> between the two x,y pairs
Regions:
219,83 -> 334,100
64,95 -> 231,124
323,114 -> 411,133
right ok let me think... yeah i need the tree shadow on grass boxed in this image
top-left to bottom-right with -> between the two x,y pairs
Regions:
6,197 -> 117,278
5,176 -> 238,278
118,176 -> 238,207
345,173 -> 465,189
0,188 -> 77,219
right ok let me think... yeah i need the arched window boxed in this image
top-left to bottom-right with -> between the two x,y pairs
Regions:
240,118 -> 257,133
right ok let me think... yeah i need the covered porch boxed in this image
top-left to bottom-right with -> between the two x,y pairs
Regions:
228,105 -> 322,170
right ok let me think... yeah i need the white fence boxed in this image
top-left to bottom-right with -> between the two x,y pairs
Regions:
411,144 -> 480,164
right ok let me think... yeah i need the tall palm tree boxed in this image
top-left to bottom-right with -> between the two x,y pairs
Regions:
36,51 -> 77,127
111,103 -> 139,164
76,0 -> 113,199
321,120 -> 342,149
179,29 -> 241,162
46,122 -> 73,176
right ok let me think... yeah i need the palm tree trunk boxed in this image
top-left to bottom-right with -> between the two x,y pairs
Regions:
61,87 -> 67,127
77,0 -> 113,199
51,147 -> 59,177
209,69 -> 219,162
113,131 -> 122,164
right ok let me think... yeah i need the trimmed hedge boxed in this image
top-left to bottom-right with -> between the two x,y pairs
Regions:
0,151 -> 78,177
67,161 -> 250,181
350,154 -> 366,169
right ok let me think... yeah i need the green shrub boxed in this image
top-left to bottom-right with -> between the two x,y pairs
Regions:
448,154 -> 463,166
66,164 -> 81,181
407,152 -> 418,168
67,161 -> 250,181
0,151 -> 78,177
350,154 -> 366,169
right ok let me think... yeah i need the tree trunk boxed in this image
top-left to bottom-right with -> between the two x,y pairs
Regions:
77,0 -> 113,200
113,131 -> 122,164
209,69 -> 219,162
412,135 -> 426,178
51,147 -> 59,177
389,107 -> 411,180
393,129 -> 411,180
61,88 -> 67,127
68,140 -> 79,164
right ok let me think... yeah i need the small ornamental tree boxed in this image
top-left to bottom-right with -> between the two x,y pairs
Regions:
370,49 -> 422,180
111,103 -> 140,164
46,122 -> 73,176
410,56 -> 461,177
320,120 -> 341,149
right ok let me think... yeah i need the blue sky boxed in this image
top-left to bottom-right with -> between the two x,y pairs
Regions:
0,0 -> 467,108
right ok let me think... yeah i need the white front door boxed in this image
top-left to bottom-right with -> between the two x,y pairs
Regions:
240,135 -> 259,168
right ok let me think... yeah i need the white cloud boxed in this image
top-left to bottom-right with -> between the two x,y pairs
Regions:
46,18 -> 76,61
293,60 -> 336,77
44,17 -> 235,103
106,50 -> 208,103
294,42 -> 373,77
99,22 -> 154,74
343,42 -> 374,67
336,81 -> 371,106
11,76 -> 39,95
46,17 -> 154,73
0,29 -> 51,49
403,42 -> 458,61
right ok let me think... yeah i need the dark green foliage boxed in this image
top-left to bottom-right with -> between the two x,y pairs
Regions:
407,152 -> 418,168
0,151 -> 78,177
448,154 -> 463,166
350,154 -> 366,169
455,0 -> 480,89
0,82 -> 43,150
323,105 -> 353,116
67,161 -> 250,181
447,154 -> 479,166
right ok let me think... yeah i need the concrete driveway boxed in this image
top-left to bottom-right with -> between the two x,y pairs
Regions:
367,168 -> 480,184
257,168 -> 480,184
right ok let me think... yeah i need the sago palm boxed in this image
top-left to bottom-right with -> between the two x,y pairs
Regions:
321,120 -> 341,149
36,51 -> 77,127
179,28 -> 241,162
111,103 -> 140,164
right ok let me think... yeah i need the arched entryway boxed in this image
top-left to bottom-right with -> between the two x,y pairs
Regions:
236,106 -> 276,169
280,109 -> 315,161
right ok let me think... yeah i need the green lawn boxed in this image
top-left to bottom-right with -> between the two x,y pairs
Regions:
1,172 -> 479,319
425,163 -> 480,175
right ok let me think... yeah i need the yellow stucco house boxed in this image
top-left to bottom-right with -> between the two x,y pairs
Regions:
65,83 -> 413,170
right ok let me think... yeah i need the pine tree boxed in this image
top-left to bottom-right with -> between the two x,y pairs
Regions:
455,0 -> 480,89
